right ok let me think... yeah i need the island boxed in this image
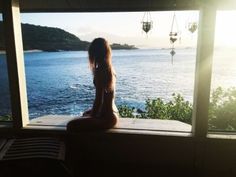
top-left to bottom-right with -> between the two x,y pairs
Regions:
0,22 -> 137,52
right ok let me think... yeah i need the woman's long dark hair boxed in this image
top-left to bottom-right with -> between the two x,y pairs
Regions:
88,38 -> 115,91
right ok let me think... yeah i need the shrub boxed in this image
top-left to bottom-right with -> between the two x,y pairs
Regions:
0,115 -> 12,121
144,98 -> 167,119
208,87 -> 236,131
144,93 -> 192,123
118,94 -> 193,124
166,93 -> 192,124
118,87 -> 236,131
118,105 -> 135,118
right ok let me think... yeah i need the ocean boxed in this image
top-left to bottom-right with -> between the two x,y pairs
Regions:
0,48 -> 236,118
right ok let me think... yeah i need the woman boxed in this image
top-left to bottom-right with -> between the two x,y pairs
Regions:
67,38 -> 119,132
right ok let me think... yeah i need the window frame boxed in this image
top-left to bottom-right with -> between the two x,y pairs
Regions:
2,0 -> 29,129
1,0 -> 236,138
2,2 -> 236,175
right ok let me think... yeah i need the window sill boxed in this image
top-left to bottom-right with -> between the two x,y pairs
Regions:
0,122 -> 13,128
24,115 -> 192,137
207,133 -> 236,140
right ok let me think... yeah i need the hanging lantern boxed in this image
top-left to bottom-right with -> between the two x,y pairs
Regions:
169,32 -> 178,44
170,48 -> 176,64
169,12 -> 180,64
169,13 -> 179,44
170,48 -> 176,56
188,22 -> 198,33
142,22 -> 152,33
141,12 -> 153,34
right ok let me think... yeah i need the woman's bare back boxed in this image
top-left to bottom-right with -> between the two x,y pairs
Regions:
67,68 -> 119,132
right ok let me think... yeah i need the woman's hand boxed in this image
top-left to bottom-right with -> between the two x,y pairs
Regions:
83,109 -> 93,116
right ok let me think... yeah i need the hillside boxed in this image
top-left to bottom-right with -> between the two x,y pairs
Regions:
0,22 -> 137,51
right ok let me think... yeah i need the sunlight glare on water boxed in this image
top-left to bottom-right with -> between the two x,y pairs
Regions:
212,11 -> 236,90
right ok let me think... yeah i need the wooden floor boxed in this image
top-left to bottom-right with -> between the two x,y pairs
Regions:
29,115 -> 191,132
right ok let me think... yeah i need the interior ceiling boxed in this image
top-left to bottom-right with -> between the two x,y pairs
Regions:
0,0 -> 236,13
18,0 -> 200,12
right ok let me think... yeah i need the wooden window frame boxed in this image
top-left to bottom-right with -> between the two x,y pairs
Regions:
2,0 -> 29,129
2,0 -> 236,139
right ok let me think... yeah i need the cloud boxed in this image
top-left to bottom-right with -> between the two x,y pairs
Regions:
64,24 -> 197,48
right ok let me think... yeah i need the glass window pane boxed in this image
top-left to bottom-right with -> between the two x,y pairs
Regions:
208,11 -> 236,132
21,11 -> 198,132
0,13 -> 12,121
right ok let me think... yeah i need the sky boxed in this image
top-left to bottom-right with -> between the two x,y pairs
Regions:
19,11 -> 199,48
1,10 -> 236,48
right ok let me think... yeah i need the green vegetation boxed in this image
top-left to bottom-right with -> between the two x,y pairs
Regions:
0,115 -> 12,121
118,87 -> 236,131
21,23 -> 89,51
208,87 -> 236,131
117,105 -> 135,118
143,93 -> 192,124
0,22 -> 137,51
118,93 -> 192,124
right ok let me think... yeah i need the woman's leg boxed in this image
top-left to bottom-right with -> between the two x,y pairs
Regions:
67,114 -> 118,132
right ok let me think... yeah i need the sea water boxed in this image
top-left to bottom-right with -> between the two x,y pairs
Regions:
1,48 -> 236,118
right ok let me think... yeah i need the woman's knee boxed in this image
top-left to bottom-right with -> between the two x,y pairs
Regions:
106,114 -> 119,128
67,115 -> 118,132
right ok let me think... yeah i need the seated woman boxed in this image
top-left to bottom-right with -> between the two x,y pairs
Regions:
67,38 -> 119,132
